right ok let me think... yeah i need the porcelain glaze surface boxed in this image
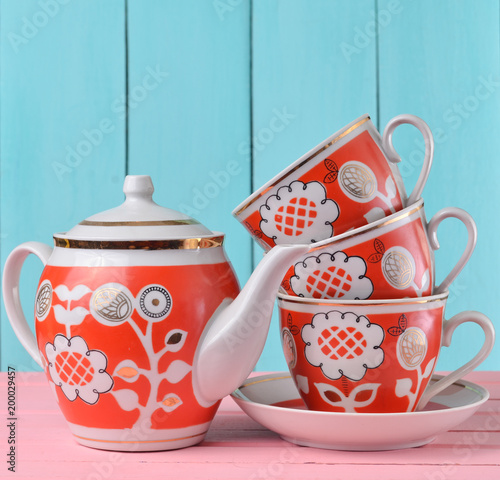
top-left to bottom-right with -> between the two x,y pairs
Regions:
231,372 -> 490,450
233,114 -> 434,250
278,293 -> 494,414
280,200 -> 477,300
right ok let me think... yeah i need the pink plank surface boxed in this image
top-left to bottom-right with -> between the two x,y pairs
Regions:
1,372 -> 499,479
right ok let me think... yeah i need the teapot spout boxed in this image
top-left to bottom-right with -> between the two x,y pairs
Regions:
192,243 -> 309,405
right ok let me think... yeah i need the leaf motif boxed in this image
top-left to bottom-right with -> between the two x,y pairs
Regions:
255,230 -> 263,239
112,389 -> 140,412
68,306 -> 89,322
324,171 -> 338,183
398,314 -> 408,331
350,383 -> 380,408
422,356 -> 436,379
374,238 -> 385,254
324,390 -> 342,403
324,158 -> 338,172
113,360 -> 141,383
163,329 -> 188,353
53,305 -> 89,327
296,375 -> 309,394
367,253 -> 383,263
421,269 -> 430,291
388,326 -> 404,336
52,304 -> 68,324
316,383 -> 346,407
164,360 -> 192,384
160,393 -> 183,412
395,378 -> 412,398
54,284 -> 91,302
54,285 -> 71,302
385,176 -> 397,199
69,285 -> 92,301
287,313 -> 293,328
316,382 -> 380,412
364,207 -> 386,223
167,333 -> 183,345
281,280 -> 290,291
116,367 -> 139,380
290,325 -> 300,335
354,389 -> 373,402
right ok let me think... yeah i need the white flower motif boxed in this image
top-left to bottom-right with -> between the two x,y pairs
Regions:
291,251 -> 373,300
259,180 -> 339,245
302,311 -> 384,381
45,334 -> 113,405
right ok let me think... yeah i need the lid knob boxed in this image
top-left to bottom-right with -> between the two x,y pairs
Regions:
123,175 -> 154,202
59,174 -> 214,240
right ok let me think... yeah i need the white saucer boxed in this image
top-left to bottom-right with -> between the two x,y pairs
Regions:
231,372 -> 489,451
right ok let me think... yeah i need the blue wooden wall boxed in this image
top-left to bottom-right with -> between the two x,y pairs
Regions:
1,0 -> 498,372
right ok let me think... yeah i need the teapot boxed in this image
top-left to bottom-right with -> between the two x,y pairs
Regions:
2,175 -> 308,451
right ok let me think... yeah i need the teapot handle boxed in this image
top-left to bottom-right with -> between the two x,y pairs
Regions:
2,242 -> 53,367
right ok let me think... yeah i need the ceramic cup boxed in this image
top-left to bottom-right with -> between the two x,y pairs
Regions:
277,292 -> 494,413
279,199 -> 476,300
233,113 -> 434,250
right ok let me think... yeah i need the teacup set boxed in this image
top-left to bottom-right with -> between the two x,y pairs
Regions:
233,113 -> 495,415
1,114 -> 495,452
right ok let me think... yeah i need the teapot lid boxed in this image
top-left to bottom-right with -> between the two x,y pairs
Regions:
56,175 -> 215,243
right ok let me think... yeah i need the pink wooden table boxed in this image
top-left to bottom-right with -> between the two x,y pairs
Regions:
1,371 -> 499,479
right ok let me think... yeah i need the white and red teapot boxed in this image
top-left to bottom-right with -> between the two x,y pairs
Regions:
3,175 -> 308,451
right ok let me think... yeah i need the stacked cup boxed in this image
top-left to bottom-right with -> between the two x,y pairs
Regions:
233,114 -> 495,414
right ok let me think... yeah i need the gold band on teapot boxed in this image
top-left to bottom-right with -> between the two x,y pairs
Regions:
53,235 -> 225,250
79,219 -> 200,227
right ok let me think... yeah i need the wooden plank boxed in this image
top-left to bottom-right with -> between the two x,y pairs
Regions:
6,463 -> 500,480
7,406 -> 500,449
251,0 -> 377,370
377,0 -> 500,371
0,0 -> 126,370
126,0 -> 252,286
10,435 -> 500,465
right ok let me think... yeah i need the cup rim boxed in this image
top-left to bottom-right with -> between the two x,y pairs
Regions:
308,198 -> 424,251
232,113 -> 372,216
277,290 -> 449,306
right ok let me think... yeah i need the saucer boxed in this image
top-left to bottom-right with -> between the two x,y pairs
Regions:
231,372 -> 489,451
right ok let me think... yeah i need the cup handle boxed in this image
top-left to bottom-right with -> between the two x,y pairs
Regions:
381,114 -> 434,205
2,242 -> 53,367
427,207 -> 477,295
416,311 -> 495,410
